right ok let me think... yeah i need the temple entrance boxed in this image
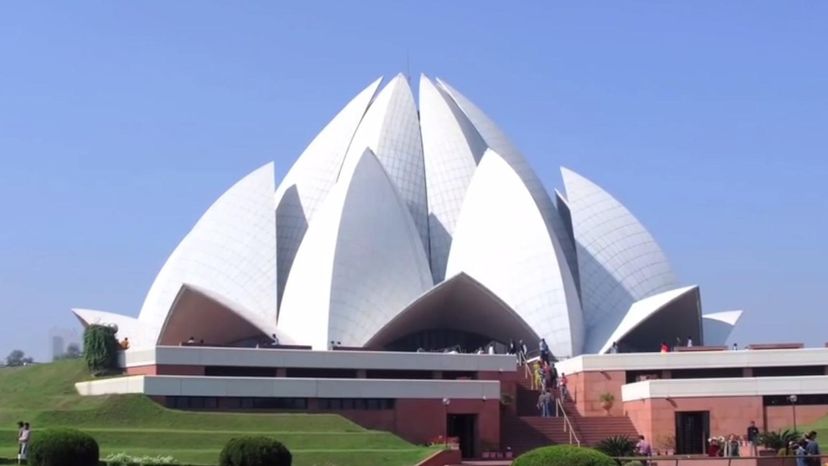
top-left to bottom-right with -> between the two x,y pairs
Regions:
365,273 -> 538,353
675,411 -> 709,455
447,413 -> 477,458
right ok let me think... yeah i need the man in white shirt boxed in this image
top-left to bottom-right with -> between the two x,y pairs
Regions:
18,422 -> 30,464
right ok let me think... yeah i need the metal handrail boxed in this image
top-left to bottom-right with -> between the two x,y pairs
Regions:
555,397 -> 581,447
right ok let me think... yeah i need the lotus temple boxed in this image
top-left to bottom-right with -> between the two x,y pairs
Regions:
72,73 -> 741,355
72,75 -> 828,460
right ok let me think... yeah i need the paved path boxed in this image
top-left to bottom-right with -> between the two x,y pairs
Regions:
449,461 -> 513,466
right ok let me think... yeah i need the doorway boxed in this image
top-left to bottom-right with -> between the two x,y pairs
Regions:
675,411 -> 709,455
447,414 -> 477,458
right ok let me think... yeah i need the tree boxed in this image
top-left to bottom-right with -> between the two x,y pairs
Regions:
55,343 -> 83,361
5,349 -> 34,367
83,325 -> 118,375
65,343 -> 82,359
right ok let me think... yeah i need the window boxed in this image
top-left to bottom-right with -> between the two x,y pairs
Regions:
753,366 -> 825,377
763,394 -> 828,406
318,398 -> 394,410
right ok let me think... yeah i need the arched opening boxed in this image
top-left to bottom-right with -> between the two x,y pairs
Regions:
612,287 -> 703,353
365,273 -> 539,352
157,284 -> 273,347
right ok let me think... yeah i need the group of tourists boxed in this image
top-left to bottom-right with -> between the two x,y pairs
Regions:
501,337 -> 571,418
707,434 -> 745,457
707,422 -> 821,463
659,336 -> 694,353
791,431 -> 822,466
15,421 -> 31,464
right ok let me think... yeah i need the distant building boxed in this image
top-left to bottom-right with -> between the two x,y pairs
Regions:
49,327 -> 80,361
51,336 -> 64,361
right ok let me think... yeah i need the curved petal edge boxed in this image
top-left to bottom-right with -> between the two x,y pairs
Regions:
278,149 -> 433,350
447,149 -> 584,358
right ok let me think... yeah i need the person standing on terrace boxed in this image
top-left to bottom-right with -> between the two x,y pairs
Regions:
536,389 -> 552,417
539,338 -> 550,364
746,420 -> 760,455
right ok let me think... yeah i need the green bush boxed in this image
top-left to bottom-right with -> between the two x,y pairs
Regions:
219,436 -> 292,466
759,429 -> 801,451
28,428 -> 99,466
595,435 -> 636,458
513,445 -> 616,466
83,325 -> 119,375
623,462 -> 644,466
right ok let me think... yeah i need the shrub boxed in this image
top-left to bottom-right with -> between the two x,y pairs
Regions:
596,435 -> 636,458
623,462 -> 644,466
513,445 -> 616,466
83,325 -> 119,375
759,429 -> 801,451
219,436 -> 292,466
28,428 -> 99,466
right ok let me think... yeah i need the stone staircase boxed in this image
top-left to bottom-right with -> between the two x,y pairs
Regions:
500,367 -> 639,454
564,404 -> 639,446
501,413 -> 573,454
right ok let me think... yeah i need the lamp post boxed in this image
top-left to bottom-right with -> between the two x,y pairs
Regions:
442,398 -> 451,449
788,394 -> 798,432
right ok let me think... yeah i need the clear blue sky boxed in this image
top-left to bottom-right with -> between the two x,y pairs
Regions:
1,2 -> 826,361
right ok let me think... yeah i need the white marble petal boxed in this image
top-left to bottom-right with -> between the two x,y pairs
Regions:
72,308 -> 156,349
419,74 -> 487,282
137,163 -> 277,336
278,149 -> 433,350
562,167 -> 680,353
447,149 -> 584,358
703,310 -> 744,346
275,78 -> 383,308
339,74 -> 428,253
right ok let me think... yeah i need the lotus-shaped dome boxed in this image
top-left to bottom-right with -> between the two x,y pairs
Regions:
73,74 -> 742,356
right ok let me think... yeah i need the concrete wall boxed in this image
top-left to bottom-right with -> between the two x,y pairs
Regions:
76,376 -> 145,396
624,395 -> 828,452
77,375 -> 501,400
568,370 -> 626,416
123,346 -> 517,372
557,348 -> 828,374
624,396 -> 765,449
623,376 -> 828,401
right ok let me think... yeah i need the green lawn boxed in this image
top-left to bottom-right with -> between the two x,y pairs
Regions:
804,415 -> 828,443
0,361 -> 437,466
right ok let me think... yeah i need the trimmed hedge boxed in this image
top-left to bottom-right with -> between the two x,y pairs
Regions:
219,436 -> 292,466
513,445 -> 616,466
28,428 -> 99,466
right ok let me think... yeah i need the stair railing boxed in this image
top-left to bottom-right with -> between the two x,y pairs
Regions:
555,397 -> 581,447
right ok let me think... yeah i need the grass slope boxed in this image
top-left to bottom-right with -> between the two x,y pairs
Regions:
0,361 -> 436,466
804,416 -> 828,444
